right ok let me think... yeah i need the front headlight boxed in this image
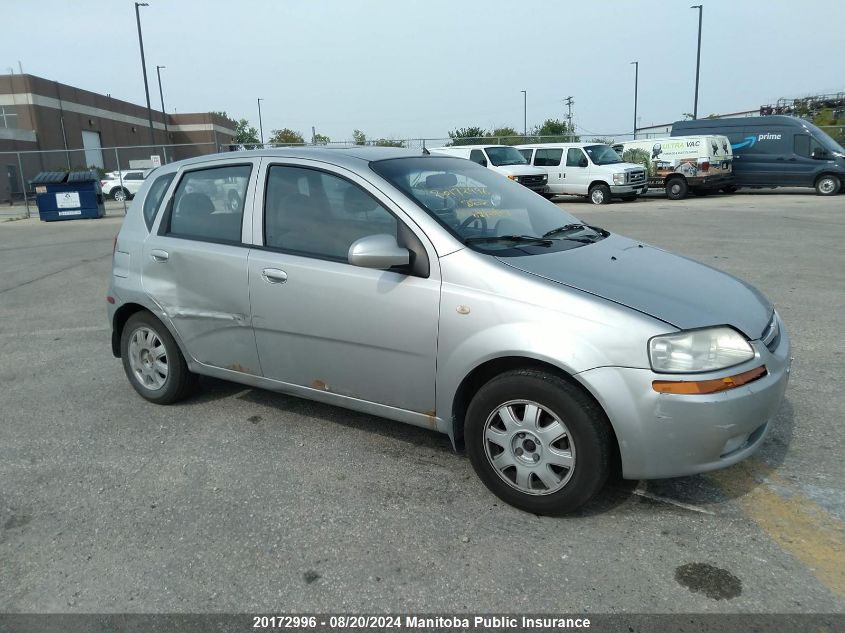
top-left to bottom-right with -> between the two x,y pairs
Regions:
613,173 -> 626,185
648,327 -> 754,373
507,175 -> 518,181
541,174 -> 548,182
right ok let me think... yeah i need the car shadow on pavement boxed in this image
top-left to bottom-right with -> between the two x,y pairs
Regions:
184,377 -> 795,516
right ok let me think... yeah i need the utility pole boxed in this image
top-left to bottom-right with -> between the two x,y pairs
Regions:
691,4 -> 703,120
564,96 -> 574,140
134,2 -> 156,147
520,90 -> 527,137
631,61 -> 639,139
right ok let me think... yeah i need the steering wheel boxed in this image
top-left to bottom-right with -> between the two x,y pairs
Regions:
459,214 -> 488,234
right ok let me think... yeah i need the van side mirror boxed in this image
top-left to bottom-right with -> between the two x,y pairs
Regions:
477,159 -> 488,167
811,148 -> 828,160
348,234 -> 410,270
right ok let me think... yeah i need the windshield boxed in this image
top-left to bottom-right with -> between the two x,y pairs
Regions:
804,121 -> 845,155
371,156 -> 606,256
484,146 -> 529,166
584,144 -> 623,165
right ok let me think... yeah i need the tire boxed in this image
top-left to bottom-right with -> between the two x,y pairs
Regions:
465,369 -> 611,515
721,185 -> 738,194
620,194 -> 637,202
120,312 -> 194,404
815,174 -> 841,196
666,176 -> 688,200
111,187 -> 128,202
588,184 -> 611,205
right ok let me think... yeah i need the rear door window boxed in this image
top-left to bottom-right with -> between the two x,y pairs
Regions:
143,172 -> 175,230
535,148 -> 563,167
164,164 -> 251,243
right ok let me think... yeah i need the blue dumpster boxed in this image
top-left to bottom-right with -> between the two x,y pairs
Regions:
31,171 -> 105,222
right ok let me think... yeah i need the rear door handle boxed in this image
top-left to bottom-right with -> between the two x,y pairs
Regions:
261,268 -> 288,284
150,249 -> 169,262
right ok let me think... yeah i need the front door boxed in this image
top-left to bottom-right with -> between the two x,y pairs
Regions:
562,147 -> 589,194
247,161 -> 440,413
143,160 -> 261,373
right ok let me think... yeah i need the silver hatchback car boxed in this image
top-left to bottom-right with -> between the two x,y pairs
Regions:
108,147 -> 790,514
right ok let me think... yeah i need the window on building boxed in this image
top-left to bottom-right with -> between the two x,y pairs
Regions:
0,106 -> 18,129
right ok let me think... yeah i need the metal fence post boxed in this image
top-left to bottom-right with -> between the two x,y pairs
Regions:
114,147 -> 127,214
16,152 -> 30,218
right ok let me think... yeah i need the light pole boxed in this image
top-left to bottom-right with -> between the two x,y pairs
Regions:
691,4 -> 703,119
630,61 -> 639,139
134,2 -> 156,147
155,65 -> 168,161
257,98 -> 265,146
520,90 -> 527,137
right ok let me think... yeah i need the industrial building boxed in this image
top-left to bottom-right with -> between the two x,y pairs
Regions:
0,73 -> 236,202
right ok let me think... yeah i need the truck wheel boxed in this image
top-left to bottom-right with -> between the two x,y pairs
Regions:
666,177 -> 688,200
465,369 -> 611,515
589,184 -> 611,205
815,175 -> 841,196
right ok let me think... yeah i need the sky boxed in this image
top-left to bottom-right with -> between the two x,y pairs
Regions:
3,0 -> 844,143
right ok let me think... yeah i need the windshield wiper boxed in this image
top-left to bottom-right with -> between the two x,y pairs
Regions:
465,234 -> 555,246
542,223 -> 606,242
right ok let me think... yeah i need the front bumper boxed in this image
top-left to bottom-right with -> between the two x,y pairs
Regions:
610,183 -> 647,195
575,316 -> 791,480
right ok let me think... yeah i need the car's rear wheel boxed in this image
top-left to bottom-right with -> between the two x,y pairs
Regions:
465,369 -> 611,515
589,184 -> 611,205
666,176 -> 688,200
112,187 -> 128,202
815,174 -> 841,196
120,312 -> 194,404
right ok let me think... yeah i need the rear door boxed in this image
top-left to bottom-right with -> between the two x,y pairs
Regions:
246,159 -> 440,413
533,148 -> 564,193
143,159 -> 261,373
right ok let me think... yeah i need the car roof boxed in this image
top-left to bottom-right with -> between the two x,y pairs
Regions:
673,115 -> 802,129
151,146 -> 426,175
429,145 -> 511,150
515,142 -> 596,149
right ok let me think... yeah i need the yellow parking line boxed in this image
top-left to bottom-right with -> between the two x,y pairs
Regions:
707,460 -> 845,600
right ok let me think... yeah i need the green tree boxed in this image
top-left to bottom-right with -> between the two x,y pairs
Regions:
312,133 -> 330,145
233,118 -> 260,149
590,137 -> 615,145
533,118 -> 579,142
269,128 -> 305,146
812,108 -> 845,145
352,129 -> 367,145
491,126 -> 523,145
448,126 -> 489,145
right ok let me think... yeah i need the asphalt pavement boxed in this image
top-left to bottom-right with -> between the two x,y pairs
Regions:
0,189 -> 843,614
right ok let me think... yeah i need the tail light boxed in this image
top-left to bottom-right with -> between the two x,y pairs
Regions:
700,161 -> 710,172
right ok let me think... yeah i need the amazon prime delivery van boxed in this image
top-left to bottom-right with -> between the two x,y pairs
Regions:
671,115 -> 845,195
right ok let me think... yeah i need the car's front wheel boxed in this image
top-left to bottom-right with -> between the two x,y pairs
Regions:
120,312 -> 194,404
465,369 -> 611,515
111,187 -> 129,202
589,184 -> 611,205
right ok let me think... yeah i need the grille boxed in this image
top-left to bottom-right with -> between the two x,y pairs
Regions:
628,170 -> 646,184
520,175 -> 545,187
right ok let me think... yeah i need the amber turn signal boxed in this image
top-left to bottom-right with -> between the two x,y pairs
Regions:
652,366 -> 767,395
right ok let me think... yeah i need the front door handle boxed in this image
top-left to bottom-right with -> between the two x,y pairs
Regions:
261,268 -> 288,284
150,249 -> 169,262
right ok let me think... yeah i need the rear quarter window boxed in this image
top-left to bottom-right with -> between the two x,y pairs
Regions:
142,172 -> 175,230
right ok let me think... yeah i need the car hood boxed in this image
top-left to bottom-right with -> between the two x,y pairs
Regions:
498,233 -> 772,339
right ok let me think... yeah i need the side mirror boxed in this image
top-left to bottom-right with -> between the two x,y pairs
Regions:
348,234 -> 410,270
476,159 -> 488,167
579,158 -> 589,168
811,148 -> 828,160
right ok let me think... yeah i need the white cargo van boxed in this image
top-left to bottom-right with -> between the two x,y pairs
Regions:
428,145 -> 548,194
612,136 -> 734,200
516,143 -> 647,204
